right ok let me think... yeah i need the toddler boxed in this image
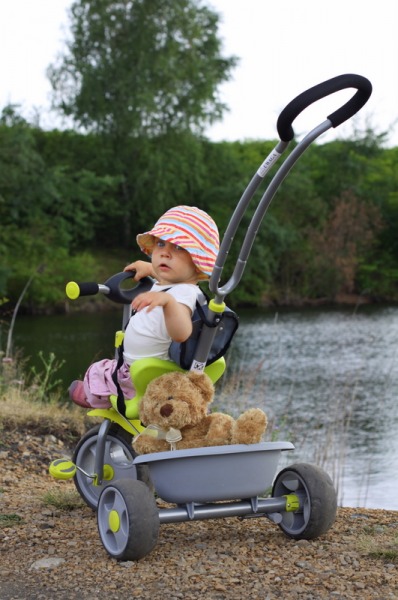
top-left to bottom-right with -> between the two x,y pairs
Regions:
69,205 -> 219,408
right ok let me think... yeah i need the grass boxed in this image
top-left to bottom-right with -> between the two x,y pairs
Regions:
0,514 -> 24,528
1,347 -> 65,402
0,351 -> 92,439
358,524 -> 398,563
42,487 -> 85,511
0,384 -> 87,440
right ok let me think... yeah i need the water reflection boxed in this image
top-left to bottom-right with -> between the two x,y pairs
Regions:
219,306 -> 398,510
11,305 -> 398,510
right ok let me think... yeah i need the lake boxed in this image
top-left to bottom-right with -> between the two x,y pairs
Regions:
9,303 -> 398,511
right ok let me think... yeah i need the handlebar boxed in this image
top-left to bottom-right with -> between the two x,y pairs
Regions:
65,271 -> 154,304
276,74 -> 372,142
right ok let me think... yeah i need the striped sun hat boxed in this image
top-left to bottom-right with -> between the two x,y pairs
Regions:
136,206 -> 219,280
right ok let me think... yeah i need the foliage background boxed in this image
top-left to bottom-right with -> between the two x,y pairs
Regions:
2,109 -> 397,311
1,0 -> 397,311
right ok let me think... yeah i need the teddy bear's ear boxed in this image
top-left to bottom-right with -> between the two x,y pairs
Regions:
186,371 -> 214,404
138,397 -> 150,425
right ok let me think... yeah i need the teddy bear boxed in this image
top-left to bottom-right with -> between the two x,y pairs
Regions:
132,370 -> 267,454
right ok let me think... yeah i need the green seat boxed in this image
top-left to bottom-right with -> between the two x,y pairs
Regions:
110,357 -> 226,420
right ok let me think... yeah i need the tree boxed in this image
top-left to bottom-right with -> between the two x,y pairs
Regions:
48,0 -> 237,137
307,190 -> 382,297
0,105 -> 122,302
0,106 -> 48,229
48,0 -> 237,245
0,105 -> 121,249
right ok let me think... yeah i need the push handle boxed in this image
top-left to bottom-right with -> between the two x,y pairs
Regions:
65,271 -> 154,304
277,74 -> 372,142
104,271 -> 153,304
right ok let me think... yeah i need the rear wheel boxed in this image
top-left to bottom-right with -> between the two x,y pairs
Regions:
97,479 -> 159,560
73,424 -> 150,510
272,462 -> 337,539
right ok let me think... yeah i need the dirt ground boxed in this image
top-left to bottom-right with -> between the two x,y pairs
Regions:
1,427 -> 397,600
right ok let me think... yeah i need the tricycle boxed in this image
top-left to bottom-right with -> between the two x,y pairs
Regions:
50,74 -> 372,560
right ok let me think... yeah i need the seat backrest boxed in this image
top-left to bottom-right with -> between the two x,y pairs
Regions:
115,357 -> 226,420
169,297 -> 239,370
132,356 -> 226,397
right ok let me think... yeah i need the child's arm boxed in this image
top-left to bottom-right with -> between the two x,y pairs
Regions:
124,260 -> 156,280
131,291 -> 192,343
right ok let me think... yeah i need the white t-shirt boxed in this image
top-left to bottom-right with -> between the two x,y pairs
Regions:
122,282 -> 200,365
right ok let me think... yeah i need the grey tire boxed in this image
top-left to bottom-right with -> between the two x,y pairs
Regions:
272,462 -> 337,539
73,424 -> 151,510
97,478 -> 159,560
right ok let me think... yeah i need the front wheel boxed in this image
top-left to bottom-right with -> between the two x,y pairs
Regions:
272,463 -> 337,540
97,479 -> 159,561
73,424 -> 143,510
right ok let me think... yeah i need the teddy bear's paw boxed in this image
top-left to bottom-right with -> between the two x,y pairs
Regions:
231,408 -> 267,445
133,435 -> 169,455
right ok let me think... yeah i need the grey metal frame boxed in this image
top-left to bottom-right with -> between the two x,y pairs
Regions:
191,122 -> 332,367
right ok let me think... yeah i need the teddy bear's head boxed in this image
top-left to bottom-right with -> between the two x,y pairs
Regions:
139,371 -> 214,430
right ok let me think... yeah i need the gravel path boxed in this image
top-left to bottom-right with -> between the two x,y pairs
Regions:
1,430 -> 397,600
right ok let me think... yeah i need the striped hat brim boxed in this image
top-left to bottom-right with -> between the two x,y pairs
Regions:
136,206 -> 219,279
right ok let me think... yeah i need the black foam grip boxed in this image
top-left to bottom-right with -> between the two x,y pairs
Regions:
77,282 -> 99,296
104,272 -> 154,304
277,74 -> 372,142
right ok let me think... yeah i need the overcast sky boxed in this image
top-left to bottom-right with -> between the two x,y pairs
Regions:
1,0 -> 397,146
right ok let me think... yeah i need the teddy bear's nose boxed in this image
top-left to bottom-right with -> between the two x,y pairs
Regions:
160,403 -> 173,417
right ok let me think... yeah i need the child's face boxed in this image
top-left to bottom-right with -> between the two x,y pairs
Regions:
151,239 -> 200,285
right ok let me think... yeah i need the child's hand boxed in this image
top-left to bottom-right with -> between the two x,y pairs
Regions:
131,291 -> 171,313
124,260 -> 155,280
131,292 -> 192,343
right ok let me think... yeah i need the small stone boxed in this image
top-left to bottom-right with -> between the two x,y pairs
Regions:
30,557 -> 66,570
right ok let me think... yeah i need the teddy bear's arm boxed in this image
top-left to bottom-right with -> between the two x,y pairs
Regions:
231,408 -> 268,445
204,413 -> 235,446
